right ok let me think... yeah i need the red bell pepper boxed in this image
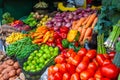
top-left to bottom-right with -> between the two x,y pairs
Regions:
60,26 -> 69,33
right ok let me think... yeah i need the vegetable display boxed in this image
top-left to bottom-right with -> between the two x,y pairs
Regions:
104,21 -> 120,50
2,12 -> 14,24
0,59 -> 22,80
23,44 -> 59,72
46,8 -> 96,31
30,26 -> 54,45
6,37 -> 39,59
48,48 -> 119,80
6,32 -> 26,44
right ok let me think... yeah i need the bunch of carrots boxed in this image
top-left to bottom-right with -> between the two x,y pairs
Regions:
29,26 -> 54,45
72,12 -> 98,45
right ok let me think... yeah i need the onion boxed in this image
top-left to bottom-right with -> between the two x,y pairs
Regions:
56,22 -> 62,27
56,18 -> 63,22
65,23 -> 72,28
51,18 -> 56,22
54,26 -> 59,31
83,14 -> 88,17
85,8 -> 91,12
73,16 -> 78,20
62,22 -> 66,26
68,13 -> 73,19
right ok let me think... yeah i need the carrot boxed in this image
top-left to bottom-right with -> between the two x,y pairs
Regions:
82,15 -> 91,26
85,13 -> 97,28
79,28 -> 87,42
72,20 -> 78,30
91,17 -> 98,29
32,39 -> 43,44
75,17 -> 86,30
82,27 -> 93,42
78,27 -> 82,33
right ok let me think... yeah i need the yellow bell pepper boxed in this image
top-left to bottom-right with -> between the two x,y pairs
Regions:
67,29 -> 78,42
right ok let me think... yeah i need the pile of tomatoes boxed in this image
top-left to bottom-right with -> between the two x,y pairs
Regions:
48,48 -> 119,80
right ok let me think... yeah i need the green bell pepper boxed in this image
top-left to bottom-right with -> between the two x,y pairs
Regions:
62,39 -> 69,48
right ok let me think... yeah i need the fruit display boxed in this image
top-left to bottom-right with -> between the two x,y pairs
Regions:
6,32 -> 26,44
48,48 -> 119,80
2,12 -> 14,24
6,37 -> 39,59
46,8 -> 96,31
37,15 -> 52,27
23,44 -> 59,72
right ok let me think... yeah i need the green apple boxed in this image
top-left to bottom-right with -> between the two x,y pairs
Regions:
44,45 -> 49,49
37,53 -> 42,57
26,66 -> 31,71
32,60 -> 36,64
39,50 -> 44,54
46,53 -> 51,58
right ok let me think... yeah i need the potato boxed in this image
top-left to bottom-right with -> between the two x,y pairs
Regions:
16,69 -> 21,75
0,77 -> 4,80
0,66 -> 4,73
6,59 -> 14,66
0,74 -> 3,78
1,69 -> 9,74
6,66 -> 15,71
3,73 -> 9,80
8,70 -> 16,77
2,62 -> 9,68
13,62 -> 20,69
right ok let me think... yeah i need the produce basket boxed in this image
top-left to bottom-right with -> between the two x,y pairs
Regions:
19,55 -> 55,80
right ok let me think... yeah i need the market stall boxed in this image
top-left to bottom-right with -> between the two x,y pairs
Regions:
0,0 -> 120,80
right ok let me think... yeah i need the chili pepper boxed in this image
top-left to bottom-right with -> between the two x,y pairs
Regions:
62,39 -> 69,48
57,43 -> 64,51
60,32 -> 67,39
60,26 -> 69,33
67,29 -> 78,42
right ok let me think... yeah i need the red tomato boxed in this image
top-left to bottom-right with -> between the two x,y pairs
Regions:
88,77 -> 96,80
92,58 -> 99,67
55,55 -> 65,64
80,69 -> 95,80
74,55 -> 82,66
94,68 -> 103,79
63,73 -> 70,80
54,72 -> 62,80
82,56 -> 90,64
76,61 -> 88,73
70,73 -> 80,80
109,51 -> 116,59
56,63 -> 66,73
66,63 -> 76,74
88,62 -> 97,71
52,66 -> 59,74
101,78 -> 111,80
67,57 -> 78,66
77,48 -> 87,57
102,59 -> 112,65
101,63 -> 119,79
96,54 -> 105,66
48,74 -> 55,80
71,51 -> 77,58
86,49 -> 96,59
48,66 -> 54,76
66,49 -> 75,57
103,54 -> 110,59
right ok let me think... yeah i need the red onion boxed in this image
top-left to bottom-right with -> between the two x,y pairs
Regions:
65,23 -> 72,28
54,26 -> 59,31
56,22 -> 62,27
